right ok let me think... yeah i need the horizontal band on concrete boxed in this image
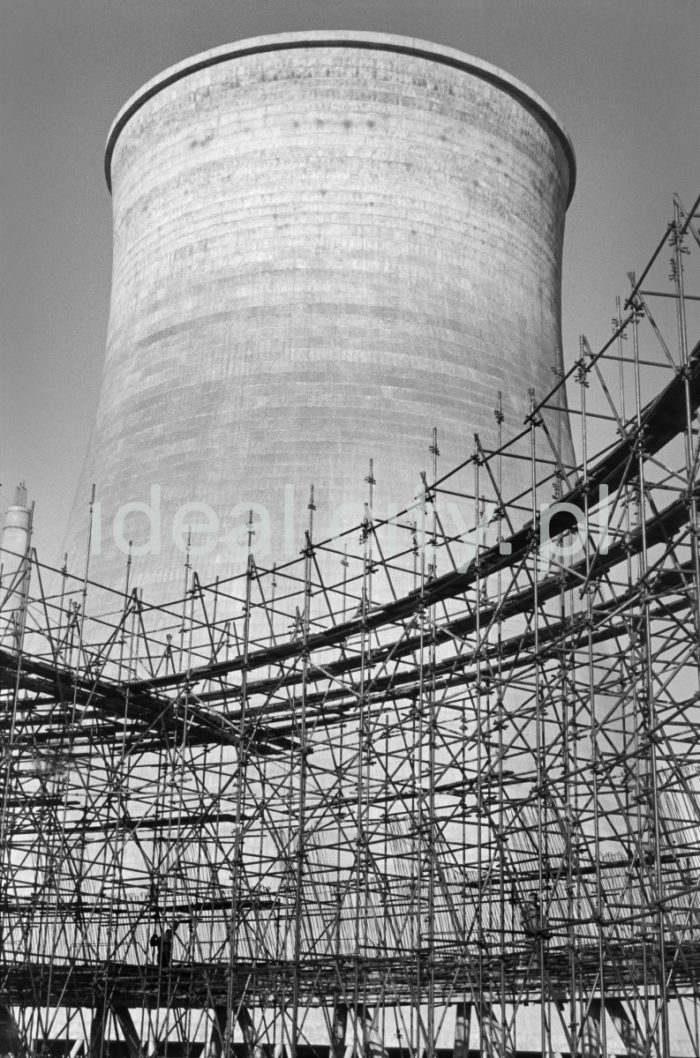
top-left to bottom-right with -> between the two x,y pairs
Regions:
104,30 -> 576,206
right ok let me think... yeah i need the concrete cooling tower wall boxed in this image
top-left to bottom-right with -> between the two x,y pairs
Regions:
64,30 -> 576,604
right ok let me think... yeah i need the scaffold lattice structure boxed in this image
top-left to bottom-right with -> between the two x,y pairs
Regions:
1,195 -> 699,1058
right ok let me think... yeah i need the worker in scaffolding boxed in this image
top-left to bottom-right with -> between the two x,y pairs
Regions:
521,893 -> 542,940
150,920 -> 179,967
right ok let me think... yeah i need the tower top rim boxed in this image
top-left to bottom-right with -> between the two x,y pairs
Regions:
104,29 -> 576,206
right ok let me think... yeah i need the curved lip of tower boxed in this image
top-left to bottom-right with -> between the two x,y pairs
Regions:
104,29 -> 576,205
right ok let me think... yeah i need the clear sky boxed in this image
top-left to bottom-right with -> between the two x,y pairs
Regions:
1,0 -> 698,560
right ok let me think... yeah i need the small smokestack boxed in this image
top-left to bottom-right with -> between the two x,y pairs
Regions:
1,482 -> 32,651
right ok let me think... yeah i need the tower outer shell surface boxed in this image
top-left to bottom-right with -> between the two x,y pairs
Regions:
65,31 -> 576,604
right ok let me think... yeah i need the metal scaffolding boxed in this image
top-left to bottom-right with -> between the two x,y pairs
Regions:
1,195 -> 699,1058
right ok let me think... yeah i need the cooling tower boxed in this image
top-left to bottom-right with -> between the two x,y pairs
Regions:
64,30 -> 576,603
